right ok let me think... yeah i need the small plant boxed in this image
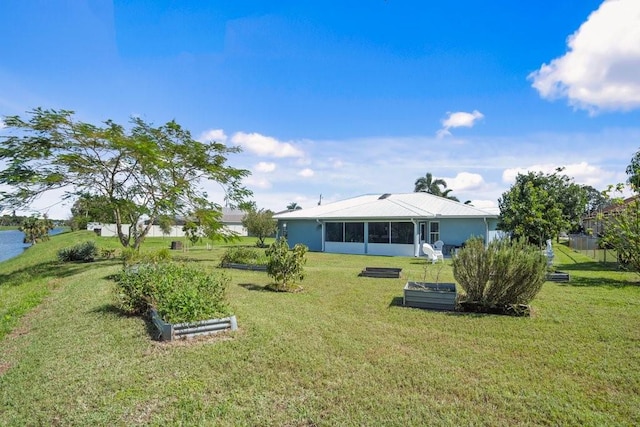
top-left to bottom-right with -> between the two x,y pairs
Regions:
265,237 -> 308,292
121,247 -> 171,267
115,262 -> 231,324
57,241 -> 99,262
100,248 -> 116,259
219,247 -> 267,266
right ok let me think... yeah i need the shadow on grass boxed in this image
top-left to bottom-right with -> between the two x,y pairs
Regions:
238,283 -> 269,292
557,276 -> 638,288
88,303 -> 131,318
0,259 -> 119,289
388,296 -> 404,307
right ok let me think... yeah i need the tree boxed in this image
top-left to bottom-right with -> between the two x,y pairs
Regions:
242,209 -> 277,247
0,108 -> 251,249
498,170 -> 588,245
626,148 -> 640,191
286,202 -> 302,210
19,216 -> 53,244
414,172 -> 447,195
69,193 -> 116,231
157,215 -> 174,238
265,237 -> 308,292
600,196 -> 640,272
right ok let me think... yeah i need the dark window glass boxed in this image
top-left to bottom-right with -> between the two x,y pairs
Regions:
325,222 -> 343,242
368,222 -> 389,243
391,222 -> 414,244
344,222 -> 364,242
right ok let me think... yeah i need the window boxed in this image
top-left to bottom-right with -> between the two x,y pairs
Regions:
429,222 -> 440,243
325,222 -> 343,242
368,222 -> 389,243
326,222 -> 364,242
391,222 -> 414,244
344,222 -> 364,242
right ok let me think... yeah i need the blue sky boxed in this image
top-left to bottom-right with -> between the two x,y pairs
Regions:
2,0 -> 640,218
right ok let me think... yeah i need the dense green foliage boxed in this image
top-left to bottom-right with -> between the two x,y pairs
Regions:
219,246 -> 267,266
241,208 -> 277,247
498,170 -> 588,245
57,241 -> 99,263
452,236 -> 546,306
115,262 -> 230,323
0,108 -> 251,249
600,197 -> 640,273
19,216 -> 54,244
120,247 -> 171,267
265,237 -> 307,291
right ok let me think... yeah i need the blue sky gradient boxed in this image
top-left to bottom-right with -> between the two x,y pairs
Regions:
1,0 -> 640,217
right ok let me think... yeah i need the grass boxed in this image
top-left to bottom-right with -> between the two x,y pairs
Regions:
1,232 -> 639,425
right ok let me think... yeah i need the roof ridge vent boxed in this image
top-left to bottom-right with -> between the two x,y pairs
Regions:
378,193 -> 392,200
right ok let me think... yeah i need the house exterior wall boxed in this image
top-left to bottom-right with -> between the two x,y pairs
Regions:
281,220 -> 323,252
278,217 -> 497,256
88,223 -> 247,238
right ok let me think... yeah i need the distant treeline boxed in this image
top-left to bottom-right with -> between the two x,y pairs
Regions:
0,214 -> 66,227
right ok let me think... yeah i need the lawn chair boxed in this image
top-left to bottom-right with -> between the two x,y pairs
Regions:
433,240 -> 445,261
422,243 -> 440,264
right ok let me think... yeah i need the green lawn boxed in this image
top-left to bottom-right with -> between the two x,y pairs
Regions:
1,232 -> 639,425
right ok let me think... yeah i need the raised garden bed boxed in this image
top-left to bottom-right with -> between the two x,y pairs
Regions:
403,281 -> 456,310
151,309 -> 238,341
359,267 -> 402,278
221,262 -> 267,271
546,271 -> 570,282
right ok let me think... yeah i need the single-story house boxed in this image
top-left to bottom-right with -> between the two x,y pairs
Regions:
87,207 -> 248,238
273,192 -> 501,257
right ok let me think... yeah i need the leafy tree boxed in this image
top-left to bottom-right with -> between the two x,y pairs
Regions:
0,108 -> 251,249
265,237 -> 308,292
286,202 -> 302,210
626,148 -> 640,191
414,172 -> 447,195
69,193 -> 116,231
19,216 -> 53,244
498,170 -> 587,245
600,197 -> 640,273
242,208 -> 277,247
157,215 -> 174,238
583,185 -> 610,216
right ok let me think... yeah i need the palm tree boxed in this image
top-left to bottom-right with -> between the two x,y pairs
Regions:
414,172 -> 448,196
286,202 -> 302,211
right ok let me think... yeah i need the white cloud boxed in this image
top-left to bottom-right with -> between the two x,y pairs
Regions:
254,161 -> 276,173
529,0 -> 640,112
0,119 -> 5,130
231,131 -> 304,158
198,128 -> 227,142
437,110 -> 484,138
446,172 -> 486,192
297,168 -> 314,177
244,176 -> 272,189
502,162 -> 614,188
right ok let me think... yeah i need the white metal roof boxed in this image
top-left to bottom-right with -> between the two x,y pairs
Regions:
273,193 -> 498,220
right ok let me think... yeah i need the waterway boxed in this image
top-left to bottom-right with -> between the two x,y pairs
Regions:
0,228 -> 65,264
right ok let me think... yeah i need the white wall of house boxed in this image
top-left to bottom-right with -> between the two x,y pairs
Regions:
87,222 -> 247,238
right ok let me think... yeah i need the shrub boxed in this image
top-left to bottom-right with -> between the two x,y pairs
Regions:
219,247 -> 267,266
115,262 -> 231,324
121,247 -> 172,267
452,236 -> 546,307
57,241 -> 99,262
265,237 -> 307,291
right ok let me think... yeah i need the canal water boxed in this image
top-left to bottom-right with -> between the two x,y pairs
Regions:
0,228 -> 65,264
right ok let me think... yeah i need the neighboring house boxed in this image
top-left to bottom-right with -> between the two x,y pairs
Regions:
582,195 -> 639,236
273,193 -> 500,257
87,207 -> 248,238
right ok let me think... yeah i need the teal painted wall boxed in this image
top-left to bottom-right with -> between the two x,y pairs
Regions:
437,218 -> 495,246
281,220 -> 323,251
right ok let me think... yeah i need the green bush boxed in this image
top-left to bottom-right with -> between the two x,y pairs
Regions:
115,262 -> 231,324
265,237 -> 307,291
121,247 -> 172,267
219,246 -> 267,266
452,236 -> 546,307
57,241 -> 98,262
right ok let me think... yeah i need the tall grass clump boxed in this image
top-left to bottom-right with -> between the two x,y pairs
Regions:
115,262 -> 230,323
57,241 -> 99,262
452,236 -> 546,313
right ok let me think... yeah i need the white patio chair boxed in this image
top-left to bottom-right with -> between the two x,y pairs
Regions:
422,243 -> 439,264
433,240 -> 445,261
